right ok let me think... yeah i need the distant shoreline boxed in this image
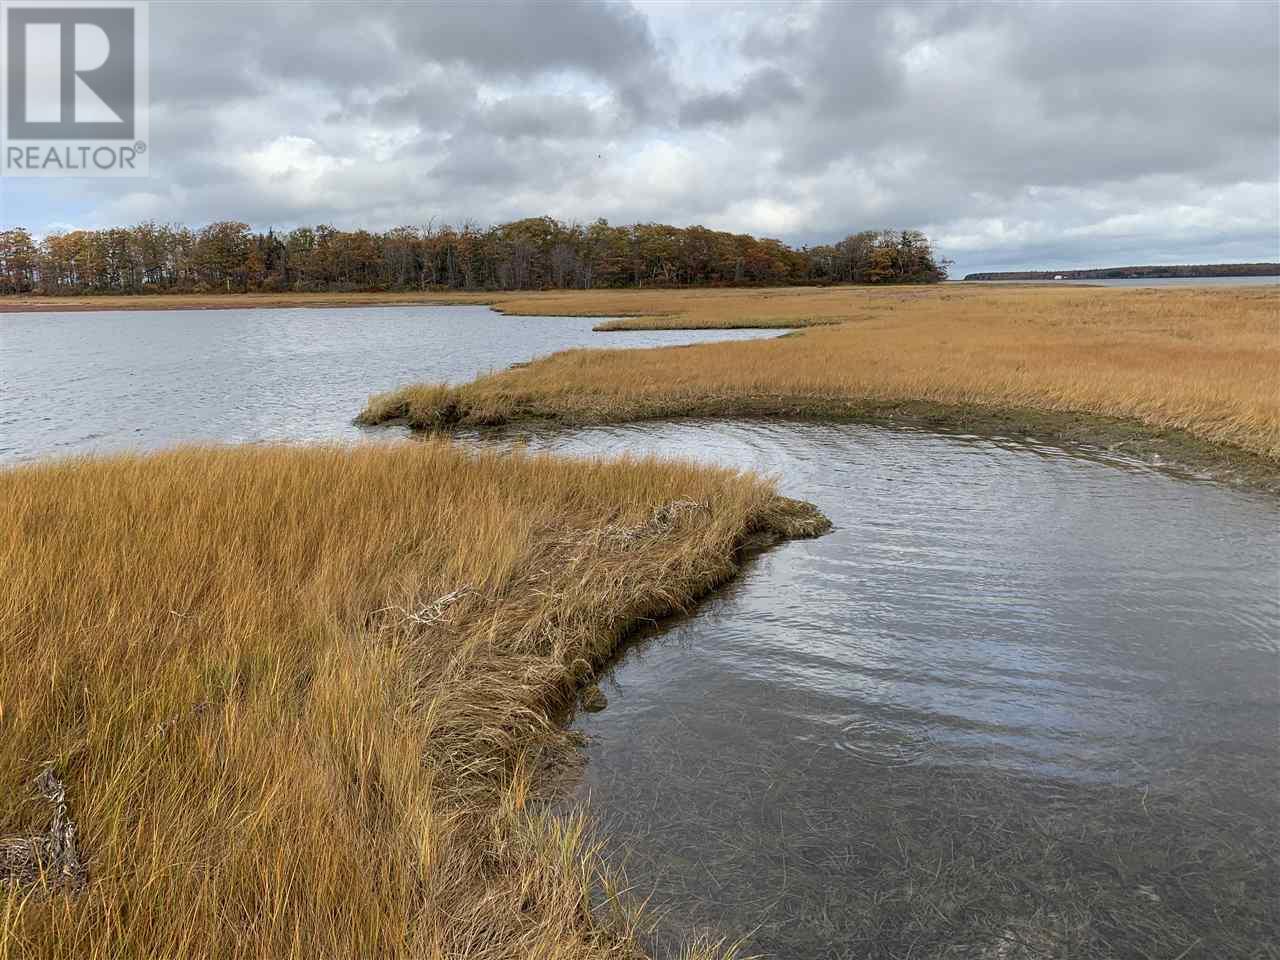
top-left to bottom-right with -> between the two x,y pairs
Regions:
0,292 -> 482,313
964,263 -> 1279,281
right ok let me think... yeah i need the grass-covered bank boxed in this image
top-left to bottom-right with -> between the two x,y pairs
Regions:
2,283 -> 966,318
0,442 -> 826,959
359,285 -> 1280,484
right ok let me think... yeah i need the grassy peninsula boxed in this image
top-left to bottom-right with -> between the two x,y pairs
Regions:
0,442 -> 826,959
360,284 -> 1280,482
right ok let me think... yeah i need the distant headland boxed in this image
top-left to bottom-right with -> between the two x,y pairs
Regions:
964,263 -> 1280,281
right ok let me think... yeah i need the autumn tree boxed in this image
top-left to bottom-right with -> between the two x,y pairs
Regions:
8,217 -> 946,295
0,228 -> 37,293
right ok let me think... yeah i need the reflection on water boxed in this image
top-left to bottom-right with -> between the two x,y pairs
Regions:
496,421 -> 1280,959
0,305 -> 781,464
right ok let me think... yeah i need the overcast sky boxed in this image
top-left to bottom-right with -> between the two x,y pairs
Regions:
1,0 -> 1276,274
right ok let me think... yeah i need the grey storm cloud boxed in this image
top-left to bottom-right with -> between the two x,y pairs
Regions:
477,95 -> 608,141
1,0 -> 1276,274
678,67 -> 804,127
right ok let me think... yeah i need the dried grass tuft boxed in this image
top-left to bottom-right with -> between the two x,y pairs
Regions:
0,767 -> 85,893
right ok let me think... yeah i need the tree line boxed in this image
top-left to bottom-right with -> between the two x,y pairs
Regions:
0,218 -> 948,295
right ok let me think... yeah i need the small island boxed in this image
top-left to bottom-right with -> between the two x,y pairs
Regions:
964,262 -> 1279,281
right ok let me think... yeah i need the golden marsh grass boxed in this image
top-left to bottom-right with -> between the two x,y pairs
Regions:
361,285 -> 1280,460
0,442 -> 824,959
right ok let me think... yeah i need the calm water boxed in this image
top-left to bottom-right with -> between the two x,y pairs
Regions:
4,309 -> 1277,956
499,421 -> 1280,958
0,304 -> 780,463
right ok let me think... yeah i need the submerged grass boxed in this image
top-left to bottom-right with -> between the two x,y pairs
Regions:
360,285 -> 1280,468
590,719 -> 1280,959
0,442 -> 826,959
